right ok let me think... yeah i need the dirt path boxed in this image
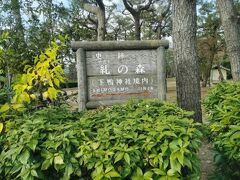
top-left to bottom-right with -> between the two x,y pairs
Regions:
166,79 -> 215,179
199,139 -> 215,180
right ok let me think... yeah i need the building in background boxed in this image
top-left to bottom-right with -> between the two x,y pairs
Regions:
210,65 -> 230,83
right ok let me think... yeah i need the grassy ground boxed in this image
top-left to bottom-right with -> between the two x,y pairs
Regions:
166,78 -> 209,103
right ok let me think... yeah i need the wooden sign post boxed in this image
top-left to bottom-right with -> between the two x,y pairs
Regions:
71,40 -> 169,111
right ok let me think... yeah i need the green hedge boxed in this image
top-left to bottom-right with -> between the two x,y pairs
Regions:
0,88 -> 9,104
0,100 -> 202,179
204,81 -> 240,179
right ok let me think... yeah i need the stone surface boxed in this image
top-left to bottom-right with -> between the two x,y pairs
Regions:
72,40 -> 169,110
71,40 -> 169,51
86,50 -> 158,101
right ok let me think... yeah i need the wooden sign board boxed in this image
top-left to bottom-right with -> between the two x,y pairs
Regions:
71,40 -> 169,110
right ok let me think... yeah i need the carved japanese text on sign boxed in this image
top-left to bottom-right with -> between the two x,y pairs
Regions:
86,50 -> 157,101
86,50 -> 157,76
72,40 -> 169,110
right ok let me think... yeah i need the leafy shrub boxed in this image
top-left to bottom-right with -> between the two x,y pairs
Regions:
0,100 -> 202,179
0,71 -> 10,105
0,87 -> 8,105
12,40 -> 64,106
204,81 -> 240,179
0,106 -> 82,179
0,40 -> 65,129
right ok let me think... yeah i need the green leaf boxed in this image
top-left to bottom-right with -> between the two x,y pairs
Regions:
91,142 -> 100,150
105,164 -> 114,173
12,103 -> 24,111
54,155 -> 64,165
19,169 -> 31,180
167,176 -> 180,180
152,168 -> 166,175
230,131 -> 240,142
178,139 -> 183,147
170,155 -> 181,173
41,149 -> 53,159
28,139 -> 38,151
54,78 -> 60,87
175,151 -> 184,166
144,171 -> 153,179
0,103 -> 9,113
163,159 -> 169,170
114,151 -> 124,164
19,150 -> 30,164
167,169 -> 176,176
159,176 -> 168,180
124,153 -> 130,165
96,163 -> 103,174
183,158 -> 192,170
106,170 -> 121,178
132,176 -> 143,180
47,87 -> 58,100
41,158 -> 53,170
31,169 -> 38,177
63,164 -> 73,180
0,123 -> 3,133
136,167 -> 143,176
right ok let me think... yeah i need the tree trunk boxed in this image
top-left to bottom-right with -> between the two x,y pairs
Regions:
122,0 -> 152,41
172,0 -> 202,122
202,53 -> 214,87
217,63 -> 224,81
133,15 -> 141,40
11,0 -> 26,44
97,8 -> 106,41
114,32 -> 118,40
157,24 -> 163,40
46,0 -> 54,42
83,2 -> 106,41
217,0 -> 240,80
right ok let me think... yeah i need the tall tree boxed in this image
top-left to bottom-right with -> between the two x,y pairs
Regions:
172,0 -> 202,122
197,1 -> 223,87
107,14 -> 134,40
217,0 -> 240,80
0,0 -> 29,72
10,0 -> 26,45
82,0 -> 106,41
122,0 -> 153,40
152,0 -> 172,39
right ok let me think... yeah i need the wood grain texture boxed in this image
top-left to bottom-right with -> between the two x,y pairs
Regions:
157,47 -> 166,100
76,48 -> 87,111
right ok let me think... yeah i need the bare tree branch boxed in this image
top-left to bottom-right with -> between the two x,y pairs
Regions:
161,0 -> 171,17
139,0 -> 153,11
123,0 -> 137,15
87,14 -> 97,25
96,0 -> 105,10
83,3 -> 98,14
